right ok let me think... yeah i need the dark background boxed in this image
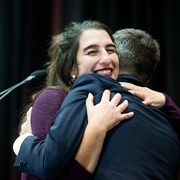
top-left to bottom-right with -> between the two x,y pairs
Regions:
0,0 -> 179,179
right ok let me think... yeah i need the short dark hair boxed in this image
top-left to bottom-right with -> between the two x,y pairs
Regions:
113,28 -> 160,85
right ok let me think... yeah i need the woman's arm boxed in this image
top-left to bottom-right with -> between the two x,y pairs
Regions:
19,88 -> 66,137
120,82 -> 166,108
120,82 -> 180,142
120,82 -> 180,117
31,88 -> 66,138
160,94 -> 180,119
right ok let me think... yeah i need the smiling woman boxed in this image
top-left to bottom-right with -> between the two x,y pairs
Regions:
13,20 -> 133,180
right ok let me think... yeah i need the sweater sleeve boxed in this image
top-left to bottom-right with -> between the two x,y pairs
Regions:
161,93 -> 180,120
31,88 -> 66,139
160,93 -> 180,140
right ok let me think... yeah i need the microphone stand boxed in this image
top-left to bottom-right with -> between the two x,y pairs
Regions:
0,70 -> 46,101
0,77 -> 32,100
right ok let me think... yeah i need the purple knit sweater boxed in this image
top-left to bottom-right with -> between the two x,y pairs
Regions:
161,94 -> 180,145
21,87 -> 66,180
161,94 -> 180,119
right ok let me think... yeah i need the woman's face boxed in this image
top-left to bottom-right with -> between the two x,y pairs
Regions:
75,29 -> 119,80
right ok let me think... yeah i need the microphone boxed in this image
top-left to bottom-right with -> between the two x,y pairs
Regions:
23,69 -> 47,82
0,70 -> 47,100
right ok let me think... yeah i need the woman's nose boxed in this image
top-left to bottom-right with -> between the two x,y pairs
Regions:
99,51 -> 111,64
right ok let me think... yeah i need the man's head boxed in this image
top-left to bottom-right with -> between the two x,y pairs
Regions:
113,28 -> 160,85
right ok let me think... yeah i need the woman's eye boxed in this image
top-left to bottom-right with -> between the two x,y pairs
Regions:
107,48 -> 116,54
88,50 -> 97,55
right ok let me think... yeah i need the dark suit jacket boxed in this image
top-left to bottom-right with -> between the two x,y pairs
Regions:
14,74 -> 180,179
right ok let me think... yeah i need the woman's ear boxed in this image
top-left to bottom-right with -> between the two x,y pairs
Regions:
70,66 -> 78,78
69,68 -> 77,85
